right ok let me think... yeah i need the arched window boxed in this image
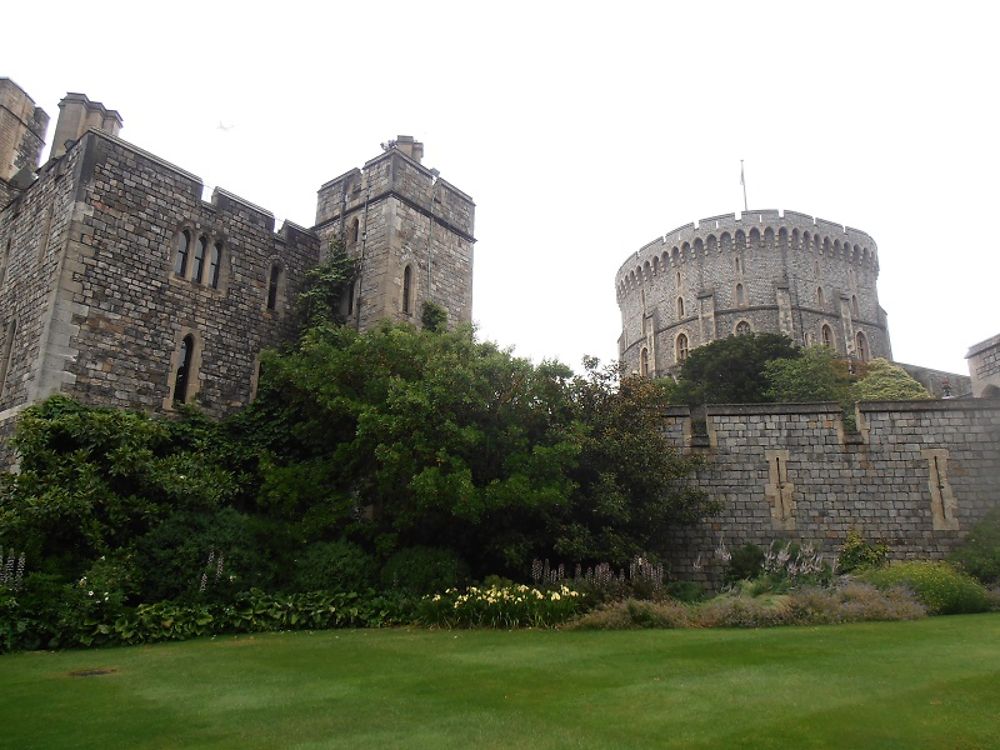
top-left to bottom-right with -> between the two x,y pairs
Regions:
736,283 -> 746,307
676,296 -> 685,318
640,347 -> 649,376
821,324 -> 833,347
173,230 -> 191,276
735,320 -> 751,335
267,264 -> 282,311
347,280 -> 356,316
675,271 -> 681,288
676,333 -> 689,363
349,217 -> 360,244
193,235 -> 208,283
856,331 -> 868,361
852,295 -> 860,318
208,242 -> 222,289
735,256 -> 741,274
816,287 -> 824,305
402,264 -> 413,314
173,334 -> 195,404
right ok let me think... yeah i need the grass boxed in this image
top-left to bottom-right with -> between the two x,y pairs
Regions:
2,615 -> 999,749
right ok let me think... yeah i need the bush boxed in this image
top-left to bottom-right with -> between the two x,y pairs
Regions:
565,598 -> 692,630
694,594 -> 790,628
664,580 -> 705,603
290,541 -> 376,594
417,583 -> 584,628
725,544 -> 765,583
859,561 -> 993,615
949,509 -> 1000,586
837,529 -> 889,574
782,582 -> 925,624
381,546 -> 470,596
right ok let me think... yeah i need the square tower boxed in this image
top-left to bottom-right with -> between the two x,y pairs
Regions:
314,137 -> 475,330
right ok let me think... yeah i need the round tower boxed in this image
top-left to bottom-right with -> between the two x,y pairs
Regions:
615,209 -> 891,377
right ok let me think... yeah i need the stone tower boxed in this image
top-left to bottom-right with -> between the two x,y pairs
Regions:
313,136 -> 476,331
0,79 -> 50,208
616,210 -> 892,376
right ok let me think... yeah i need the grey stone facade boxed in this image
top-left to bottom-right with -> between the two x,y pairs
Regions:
662,399 -> 1000,585
0,85 -> 476,466
314,136 -> 475,332
967,334 -> 1000,398
616,210 -> 892,376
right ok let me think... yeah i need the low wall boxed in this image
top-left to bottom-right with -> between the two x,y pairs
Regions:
664,399 -> 1000,585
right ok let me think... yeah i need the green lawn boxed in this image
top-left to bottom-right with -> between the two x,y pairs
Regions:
2,615 -> 999,749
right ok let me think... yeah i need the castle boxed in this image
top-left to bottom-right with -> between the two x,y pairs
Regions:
2,78 -> 998,581
0,79 -> 474,454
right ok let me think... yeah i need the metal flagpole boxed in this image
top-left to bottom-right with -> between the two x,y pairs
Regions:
740,160 -> 748,212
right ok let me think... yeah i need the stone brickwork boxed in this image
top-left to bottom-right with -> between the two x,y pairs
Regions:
897,362 -> 972,399
0,83 -> 476,468
314,137 -> 475,331
616,210 -> 891,376
0,129 -> 320,464
663,399 -> 1000,585
0,78 -> 50,209
967,334 -> 1000,398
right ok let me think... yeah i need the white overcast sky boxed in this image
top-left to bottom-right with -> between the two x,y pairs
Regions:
6,1 -> 998,375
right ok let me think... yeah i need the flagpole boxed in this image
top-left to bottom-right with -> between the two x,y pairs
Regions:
740,160 -> 748,212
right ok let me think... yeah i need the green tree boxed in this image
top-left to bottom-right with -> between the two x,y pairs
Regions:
765,345 -> 855,403
294,240 -> 357,330
851,359 -> 930,401
244,325 -> 711,574
672,333 -> 800,405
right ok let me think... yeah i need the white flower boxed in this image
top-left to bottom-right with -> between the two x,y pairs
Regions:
88,590 -> 94,596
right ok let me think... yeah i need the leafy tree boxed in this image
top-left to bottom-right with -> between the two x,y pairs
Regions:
765,345 -> 855,403
420,301 -> 448,332
671,333 -> 799,405
244,325 -> 711,574
851,359 -> 930,401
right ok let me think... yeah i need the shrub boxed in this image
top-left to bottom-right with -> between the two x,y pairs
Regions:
417,583 -> 583,628
837,529 -> 889,574
564,598 -> 692,630
725,544 -> 765,583
381,546 -> 470,596
290,541 -> 376,594
783,582 -> 925,624
664,580 -> 705,603
859,561 -> 992,615
693,594 -> 790,628
949,509 -> 1000,586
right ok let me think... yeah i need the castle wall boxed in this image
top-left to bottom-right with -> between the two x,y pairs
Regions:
663,399 -> 1000,585
0,129 -> 320,455
616,210 -> 890,375
314,145 -> 474,331
0,79 -> 49,186
967,334 -> 1000,398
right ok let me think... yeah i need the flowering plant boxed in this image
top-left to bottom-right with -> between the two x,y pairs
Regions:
418,583 -> 584,628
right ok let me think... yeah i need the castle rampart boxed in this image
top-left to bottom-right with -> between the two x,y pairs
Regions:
616,210 -> 889,376
662,398 -> 1000,584
967,334 -> 1000,398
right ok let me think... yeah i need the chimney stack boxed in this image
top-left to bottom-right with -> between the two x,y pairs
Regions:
50,92 -> 123,159
393,135 -> 424,164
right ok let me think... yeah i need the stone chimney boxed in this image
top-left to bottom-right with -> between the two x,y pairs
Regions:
50,92 -> 123,159
393,135 -> 424,164
0,78 -> 49,182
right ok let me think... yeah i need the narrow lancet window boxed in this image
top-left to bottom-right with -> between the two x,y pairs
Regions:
209,242 -> 222,289
174,230 -> 191,276
193,236 -> 208,283
173,334 -> 194,404
402,265 -> 413,314
267,264 -> 281,311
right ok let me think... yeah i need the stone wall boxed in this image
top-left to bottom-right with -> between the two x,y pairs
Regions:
315,142 -> 475,331
0,129 -> 320,458
663,399 -> 1000,585
616,210 -> 890,376
967,334 -> 1000,398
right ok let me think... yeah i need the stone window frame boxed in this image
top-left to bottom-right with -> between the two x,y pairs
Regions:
675,331 -> 689,364
170,226 -> 228,292
735,283 -> 746,307
400,262 -> 415,317
676,295 -> 685,318
163,328 -> 203,410
734,319 -> 751,336
264,258 -> 287,316
856,330 -> 869,361
0,318 -> 18,405
816,286 -> 824,306
640,346 -> 650,376
821,323 -> 834,348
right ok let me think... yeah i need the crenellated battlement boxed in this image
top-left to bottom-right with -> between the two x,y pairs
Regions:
617,209 -> 877,284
